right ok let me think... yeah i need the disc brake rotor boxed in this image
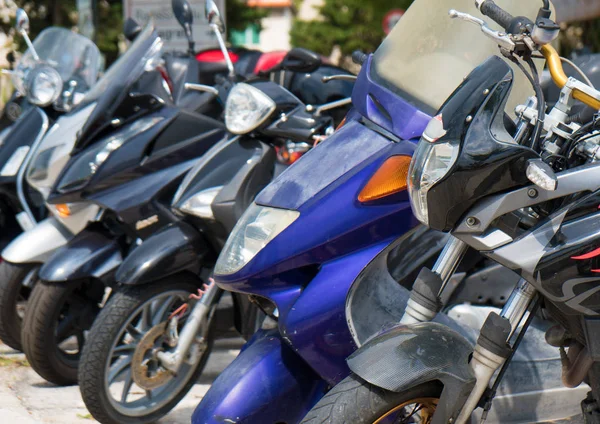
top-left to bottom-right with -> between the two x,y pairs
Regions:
131,322 -> 173,390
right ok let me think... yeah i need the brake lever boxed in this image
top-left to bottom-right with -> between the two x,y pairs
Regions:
322,75 -> 357,83
449,9 -> 515,52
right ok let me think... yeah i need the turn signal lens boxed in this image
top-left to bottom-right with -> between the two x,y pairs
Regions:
54,204 -> 71,218
358,155 -> 412,203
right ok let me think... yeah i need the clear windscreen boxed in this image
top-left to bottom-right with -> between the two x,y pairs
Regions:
371,0 -> 550,115
13,27 -> 100,93
25,102 -> 96,198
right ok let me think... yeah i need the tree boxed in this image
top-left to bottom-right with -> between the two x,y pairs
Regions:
290,0 -> 413,58
226,0 -> 267,36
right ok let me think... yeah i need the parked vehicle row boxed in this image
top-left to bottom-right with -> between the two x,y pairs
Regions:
4,0 -> 600,423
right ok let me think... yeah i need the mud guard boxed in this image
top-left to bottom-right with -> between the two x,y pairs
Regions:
2,217 -> 72,264
192,329 -> 326,424
347,322 -> 476,423
115,221 -> 210,285
38,228 -> 122,284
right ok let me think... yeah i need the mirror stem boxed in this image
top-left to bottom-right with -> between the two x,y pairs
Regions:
212,25 -> 235,77
21,30 -> 39,61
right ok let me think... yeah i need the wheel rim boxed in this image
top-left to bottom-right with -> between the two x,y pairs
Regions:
374,397 -> 439,424
104,290 -> 208,417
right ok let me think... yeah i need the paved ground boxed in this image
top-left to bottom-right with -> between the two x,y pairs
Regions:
0,338 -> 243,423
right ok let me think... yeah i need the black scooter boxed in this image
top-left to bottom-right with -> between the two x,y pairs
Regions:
75,2 -> 353,423
19,0 -> 353,392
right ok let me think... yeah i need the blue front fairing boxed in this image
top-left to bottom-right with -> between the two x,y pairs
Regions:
257,119 -> 391,210
219,118 -> 419,310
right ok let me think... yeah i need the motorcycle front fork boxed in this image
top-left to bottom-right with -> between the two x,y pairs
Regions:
401,235 -> 538,424
157,282 -> 223,373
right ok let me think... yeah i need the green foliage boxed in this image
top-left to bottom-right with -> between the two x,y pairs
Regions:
96,0 -> 122,66
290,0 -> 414,57
226,0 -> 268,35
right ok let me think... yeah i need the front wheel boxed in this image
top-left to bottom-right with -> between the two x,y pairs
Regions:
300,374 -> 441,424
0,261 -> 38,351
21,280 -> 104,385
79,275 -> 214,424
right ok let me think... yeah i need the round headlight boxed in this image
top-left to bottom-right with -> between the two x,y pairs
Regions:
26,66 -> 62,107
225,83 -> 276,135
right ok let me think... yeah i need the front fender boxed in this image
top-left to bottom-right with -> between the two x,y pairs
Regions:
39,228 -> 121,284
192,329 -> 326,424
348,322 -> 476,423
2,217 -> 72,264
116,221 -> 210,285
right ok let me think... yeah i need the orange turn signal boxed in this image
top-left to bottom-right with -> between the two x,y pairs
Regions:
54,204 -> 71,218
358,155 -> 412,203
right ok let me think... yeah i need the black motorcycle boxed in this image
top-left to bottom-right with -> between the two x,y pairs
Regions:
75,2 -> 353,423
19,0 -> 353,392
0,9 -> 101,351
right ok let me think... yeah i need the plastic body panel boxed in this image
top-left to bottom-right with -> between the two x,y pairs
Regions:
116,221 -> 209,285
424,57 -> 538,231
2,217 -> 72,264
191,329 -> 326,424
39,226 -> 122,284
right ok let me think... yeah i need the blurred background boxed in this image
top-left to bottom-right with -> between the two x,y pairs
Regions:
0,0 -> 598,108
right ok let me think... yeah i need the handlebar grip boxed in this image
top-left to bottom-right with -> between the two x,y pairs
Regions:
352,50 -> 368,65
479,0 -> 514,31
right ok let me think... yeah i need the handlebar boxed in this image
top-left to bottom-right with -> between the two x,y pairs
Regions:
541,45 -> 600,110
478,0 -> 514,31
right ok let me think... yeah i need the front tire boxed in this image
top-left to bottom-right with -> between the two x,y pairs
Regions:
79,275 -> 213,424
21,280 -> 103,385
0,261 -> 38,351
300,374 -> 441,424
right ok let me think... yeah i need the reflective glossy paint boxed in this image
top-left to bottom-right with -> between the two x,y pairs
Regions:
195,55 -> 426,421
191,329 -> 326,424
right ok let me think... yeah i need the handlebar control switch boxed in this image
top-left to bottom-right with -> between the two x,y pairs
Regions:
531,18 -> 560,45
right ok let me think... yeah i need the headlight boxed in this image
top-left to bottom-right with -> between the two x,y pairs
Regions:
225,83 -> 276,135
176,186 -> 223,219
408,116 -> 459,226
56,116 -> 163,193
215,203 -> 299,276
26,66 -> 63,107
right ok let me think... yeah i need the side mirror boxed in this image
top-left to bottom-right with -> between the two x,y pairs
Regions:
172,0 -> 195,55
205,0 -> 225,34
281,48 -> 321,73
123,18 -> 142,42
15,9 -> 29,33
172,0 -> 194,29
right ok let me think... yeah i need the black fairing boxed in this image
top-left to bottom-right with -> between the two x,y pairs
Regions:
211,141 -> 275,233
426,56 -> 538,232
0,107 -> 45,186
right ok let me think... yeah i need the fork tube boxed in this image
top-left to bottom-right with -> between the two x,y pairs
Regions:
454,279 -> 537,424
401,236 -> 468,324
432,236 -> 468,290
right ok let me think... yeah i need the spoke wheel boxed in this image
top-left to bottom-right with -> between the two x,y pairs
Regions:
79,276 -> 213,424
21,280 -> 102,385
300,374 -> 442,424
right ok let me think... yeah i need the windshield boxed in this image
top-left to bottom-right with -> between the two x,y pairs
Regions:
371,0 -> 548,114
26,102 -> 96,198
13,27 -> 100,93
74,23 -> 163,149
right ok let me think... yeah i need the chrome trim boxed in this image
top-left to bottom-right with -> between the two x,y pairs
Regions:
16,108 -> 49,225
471,229 -> 513,250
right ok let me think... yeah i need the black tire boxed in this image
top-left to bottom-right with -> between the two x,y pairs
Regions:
21,280 -> 102,386
300,374 -> 442,424
79,276 -> 213,424
0,261 -> 37,351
